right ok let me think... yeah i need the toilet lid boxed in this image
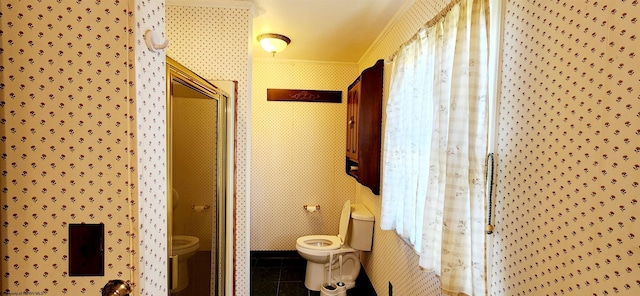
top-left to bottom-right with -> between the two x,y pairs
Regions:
337,200 -> 351,245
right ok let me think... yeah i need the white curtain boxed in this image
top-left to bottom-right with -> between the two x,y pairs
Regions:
380,0 -> 488,294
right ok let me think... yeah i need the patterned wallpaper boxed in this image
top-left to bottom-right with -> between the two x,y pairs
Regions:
250,60 -> 359,250
165,3 -> 252,295
164,0 -> 640,295
490,0 -> 640,295
134,0 -> 168,294
8,0 -> 631,295
0,0 -> 144,294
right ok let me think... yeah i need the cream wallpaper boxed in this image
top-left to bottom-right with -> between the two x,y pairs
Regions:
134,0 -> 169,294
6,0 -> 636,295
165,4 -> 253,295
490,0 -> 640,295
134,0 -> 169,296
166,0 -> 640,295
1,0 -> 143,294
250,60 -> 359,250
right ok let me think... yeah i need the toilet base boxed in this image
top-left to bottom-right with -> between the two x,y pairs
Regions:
304,261 -> 325,291
174,259 -> 190,292
303,254 -> 359,291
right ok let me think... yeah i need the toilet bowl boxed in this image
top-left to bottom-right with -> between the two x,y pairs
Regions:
296,200 -> 374,291
171,235 -> 200,292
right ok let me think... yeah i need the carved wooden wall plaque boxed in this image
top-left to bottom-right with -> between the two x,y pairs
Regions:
267,88 -> 342,103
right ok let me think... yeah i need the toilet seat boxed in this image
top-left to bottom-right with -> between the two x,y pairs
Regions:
297,200 -> 352,253
296,235 -> 341,251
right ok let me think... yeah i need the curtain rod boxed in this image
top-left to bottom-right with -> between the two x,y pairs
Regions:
388,0 -> 466,62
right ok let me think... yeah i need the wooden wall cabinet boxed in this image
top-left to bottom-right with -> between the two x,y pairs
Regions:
345,59 -> 383,195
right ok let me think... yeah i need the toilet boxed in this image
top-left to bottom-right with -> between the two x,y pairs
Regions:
296,200 -> 374,291
171,235 -> 200,292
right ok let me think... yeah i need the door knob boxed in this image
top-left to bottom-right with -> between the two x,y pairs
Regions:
102,279 -> 131,296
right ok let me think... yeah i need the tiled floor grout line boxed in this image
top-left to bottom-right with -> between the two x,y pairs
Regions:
276,259 -> 282,296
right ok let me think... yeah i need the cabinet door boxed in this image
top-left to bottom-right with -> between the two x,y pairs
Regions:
346,80 -> 360,161
344,59 -> 383,195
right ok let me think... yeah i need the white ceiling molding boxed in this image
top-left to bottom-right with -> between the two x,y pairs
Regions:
166,0 -> 254,9
252,58 -> 357,66
358,0 -> 417,66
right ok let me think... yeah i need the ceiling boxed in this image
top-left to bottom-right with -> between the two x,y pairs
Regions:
252,0 -> 411,62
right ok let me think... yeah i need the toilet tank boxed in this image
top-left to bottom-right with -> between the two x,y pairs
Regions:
347,204 -> 375,251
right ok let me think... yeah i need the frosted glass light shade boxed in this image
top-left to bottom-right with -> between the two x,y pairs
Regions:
257,33 -> 291,55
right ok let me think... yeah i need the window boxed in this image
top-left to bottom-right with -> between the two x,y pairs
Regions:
379,0 -> 497,294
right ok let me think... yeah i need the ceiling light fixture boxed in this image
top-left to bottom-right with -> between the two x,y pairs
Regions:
257,33 -> 291,56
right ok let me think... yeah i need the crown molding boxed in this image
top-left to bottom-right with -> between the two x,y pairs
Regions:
252,58 -> 357,66
166,0 -> 254,9
358,0 -> 416,66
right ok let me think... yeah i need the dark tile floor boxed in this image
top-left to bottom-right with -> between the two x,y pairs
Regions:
250,251 -> 377,296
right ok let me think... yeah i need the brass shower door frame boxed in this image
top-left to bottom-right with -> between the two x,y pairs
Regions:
166,56 -> 229,296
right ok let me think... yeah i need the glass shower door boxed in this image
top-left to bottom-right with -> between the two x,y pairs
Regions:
167,57 -> 228,296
